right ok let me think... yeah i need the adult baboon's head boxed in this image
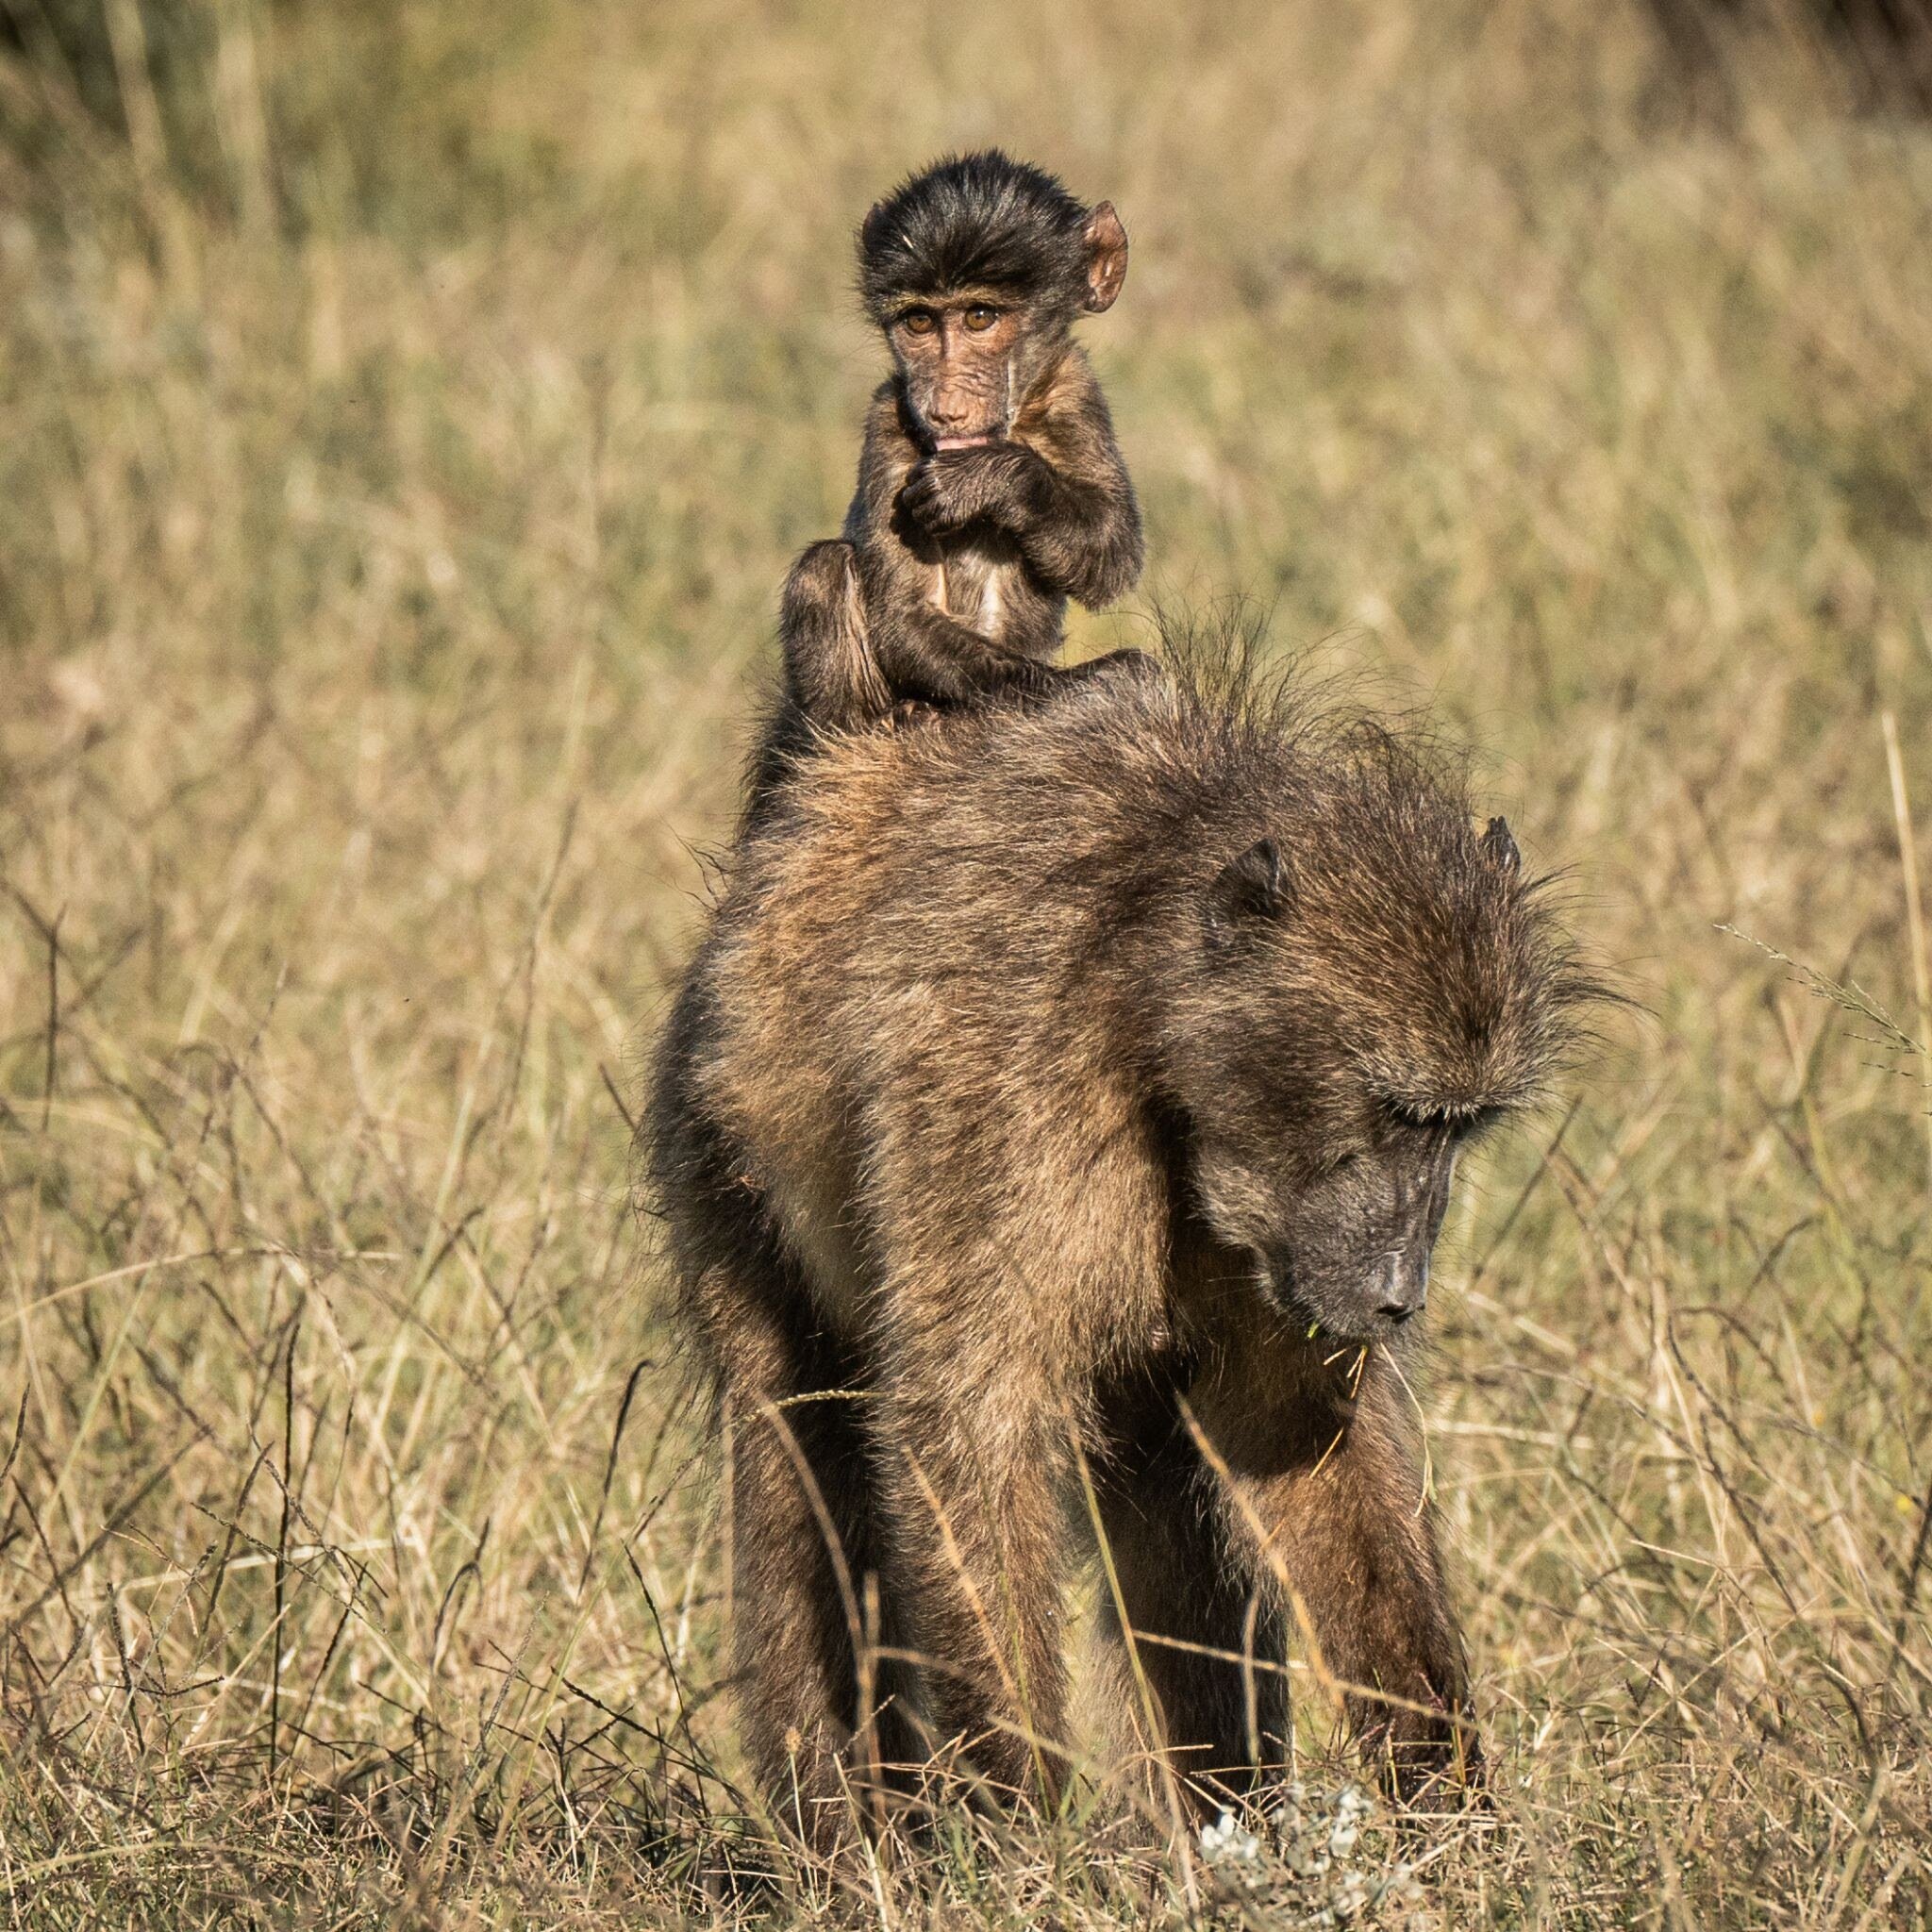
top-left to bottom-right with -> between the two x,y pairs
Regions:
1163,748 -> 1588,1343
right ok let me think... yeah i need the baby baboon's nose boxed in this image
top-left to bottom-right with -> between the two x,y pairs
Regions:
926,391 -> 974,430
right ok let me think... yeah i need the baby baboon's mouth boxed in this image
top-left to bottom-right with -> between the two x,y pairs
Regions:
933,433 -> 999,451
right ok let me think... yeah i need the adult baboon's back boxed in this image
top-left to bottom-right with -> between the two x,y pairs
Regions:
648,644 -> 1589,1845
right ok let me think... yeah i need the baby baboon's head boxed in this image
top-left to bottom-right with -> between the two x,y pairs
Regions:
1163,740 -> 1589,1344
858,150 -> 1128,446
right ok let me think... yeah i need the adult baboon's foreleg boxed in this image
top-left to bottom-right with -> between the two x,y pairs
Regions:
1091,1420 -> 1289,1815
1188,1338 -> 1481,1804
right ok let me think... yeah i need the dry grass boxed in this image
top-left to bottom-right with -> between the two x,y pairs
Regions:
2,1 -> 1931,1924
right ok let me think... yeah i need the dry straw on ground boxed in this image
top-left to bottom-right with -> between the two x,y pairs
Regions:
1,1 -> 1930,1924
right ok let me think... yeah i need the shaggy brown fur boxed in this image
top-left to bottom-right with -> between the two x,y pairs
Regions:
750,153 -> 1144,822
648,639 -> 1594,1847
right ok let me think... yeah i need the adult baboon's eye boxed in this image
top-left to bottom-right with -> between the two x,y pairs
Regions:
900,309 -> 938,337
962,305 -> 999,331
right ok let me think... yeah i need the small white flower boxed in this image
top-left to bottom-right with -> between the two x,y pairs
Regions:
1329,1783 -> 1371,1858
1199,1807 -> 1263,1865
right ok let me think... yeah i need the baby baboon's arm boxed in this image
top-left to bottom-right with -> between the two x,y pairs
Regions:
894,351 -> 1142,610
1189,1339 -> 1480,1804
864,594 -> 1060,708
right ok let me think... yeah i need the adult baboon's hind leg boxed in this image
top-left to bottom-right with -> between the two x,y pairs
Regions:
682,1209 -> 917,1849
1091,1419 -> 1289,1820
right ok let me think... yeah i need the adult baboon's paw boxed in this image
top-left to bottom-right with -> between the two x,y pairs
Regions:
1373,1718 -> 1488,1816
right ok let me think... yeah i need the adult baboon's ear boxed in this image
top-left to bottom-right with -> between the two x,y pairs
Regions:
1480,816 -> 1521,874
1207,838 -> 1291,945
1082,202 -> 1129,312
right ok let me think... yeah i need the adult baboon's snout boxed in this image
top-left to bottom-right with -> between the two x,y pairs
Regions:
1372,1248 -> 1429,1326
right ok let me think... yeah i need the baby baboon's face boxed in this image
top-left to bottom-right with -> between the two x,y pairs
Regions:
1191,1112 -> 1466,1342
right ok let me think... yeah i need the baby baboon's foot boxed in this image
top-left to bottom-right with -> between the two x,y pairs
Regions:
886,698 -> 939,731
1061,647 -> 1166,693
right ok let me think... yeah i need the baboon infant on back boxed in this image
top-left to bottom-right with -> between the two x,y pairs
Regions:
758,151 -> 1144,804
650,646 -> 1589,1845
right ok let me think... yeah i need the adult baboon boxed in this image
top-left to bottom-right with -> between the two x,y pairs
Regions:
647,641 -> 1591,1847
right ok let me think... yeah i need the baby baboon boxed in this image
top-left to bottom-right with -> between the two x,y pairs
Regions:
754,151 -> 1145,812
649,641 -> 1592,1847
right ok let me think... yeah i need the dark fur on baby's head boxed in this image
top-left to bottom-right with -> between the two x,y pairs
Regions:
858,149 -> 1094,324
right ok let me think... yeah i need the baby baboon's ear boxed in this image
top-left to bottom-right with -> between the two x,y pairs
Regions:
1207,837 -> 1291,944
1480,816 -> 1521,874
1082,202 -> 1129,312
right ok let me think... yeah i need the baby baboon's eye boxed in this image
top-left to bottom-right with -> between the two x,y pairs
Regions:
899,309 -> 939,337
962,305 -> 1000,331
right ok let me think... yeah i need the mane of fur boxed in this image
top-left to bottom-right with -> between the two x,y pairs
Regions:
1154,617 -> 1603,1113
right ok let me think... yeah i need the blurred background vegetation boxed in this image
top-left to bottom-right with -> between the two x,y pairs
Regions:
1,1 -> 1930,1924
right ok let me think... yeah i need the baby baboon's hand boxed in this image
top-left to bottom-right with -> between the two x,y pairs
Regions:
900,444 -> 1041,538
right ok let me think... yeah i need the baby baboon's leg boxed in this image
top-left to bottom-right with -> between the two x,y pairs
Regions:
873,1371 -> 1072,1810
692,1233 -> 913,1847
1092,1422 -> 1288,1813
780,539 -> 891,733
1189,1341 -> 1480,1804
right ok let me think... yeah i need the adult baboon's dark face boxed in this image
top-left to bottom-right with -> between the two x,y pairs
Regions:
1190,1112 -> 1464,1342
1171,831 -> 1527,1344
